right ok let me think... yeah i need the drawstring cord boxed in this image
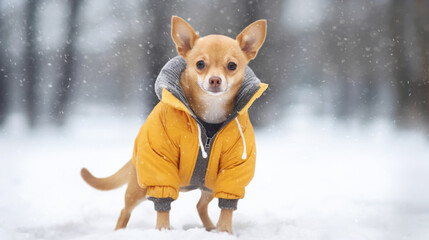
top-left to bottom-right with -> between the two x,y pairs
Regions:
197,124 -> 208,158
235,118 -> 247,159
196,117 -> 247,160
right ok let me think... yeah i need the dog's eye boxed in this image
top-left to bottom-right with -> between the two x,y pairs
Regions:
227,62 -> 237,71
196,60 -> 205,70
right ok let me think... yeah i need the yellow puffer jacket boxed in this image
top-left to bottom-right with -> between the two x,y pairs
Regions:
131,56 -> 267,210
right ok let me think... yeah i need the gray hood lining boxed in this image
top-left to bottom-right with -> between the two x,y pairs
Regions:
154,56 -> 262,121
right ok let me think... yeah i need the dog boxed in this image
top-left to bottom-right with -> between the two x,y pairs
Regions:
81,16 -> 267,234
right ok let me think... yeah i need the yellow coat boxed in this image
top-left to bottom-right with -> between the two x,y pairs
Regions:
132,84 -> 267,201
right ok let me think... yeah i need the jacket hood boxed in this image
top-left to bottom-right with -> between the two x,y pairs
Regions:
154,56 -> 267,121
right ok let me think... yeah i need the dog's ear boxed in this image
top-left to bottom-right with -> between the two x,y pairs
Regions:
171,16 -> 199,57
236,20 -> 267,61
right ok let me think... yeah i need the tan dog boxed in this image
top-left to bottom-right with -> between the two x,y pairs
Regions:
81,16 -> 266,234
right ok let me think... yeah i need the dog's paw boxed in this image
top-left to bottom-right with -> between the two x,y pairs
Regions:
205,224 -> 216,232
156,224 -> 171,231
216,224 -> 232,234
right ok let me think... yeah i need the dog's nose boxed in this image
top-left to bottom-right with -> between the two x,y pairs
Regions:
209,76 -> 222,88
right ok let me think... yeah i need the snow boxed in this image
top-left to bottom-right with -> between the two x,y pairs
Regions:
1,108 -> 429,240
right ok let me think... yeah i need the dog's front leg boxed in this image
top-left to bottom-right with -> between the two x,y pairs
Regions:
216,209 -> 233,234
197,190 -> 216,231
156,211 -> 170,230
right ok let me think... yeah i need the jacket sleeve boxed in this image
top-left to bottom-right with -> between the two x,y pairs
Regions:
132,103 -> 180,202
213,117 -> 256,208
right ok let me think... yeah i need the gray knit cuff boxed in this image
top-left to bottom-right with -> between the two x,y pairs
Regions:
148,197 -> 174,211
218,198 -> 238,210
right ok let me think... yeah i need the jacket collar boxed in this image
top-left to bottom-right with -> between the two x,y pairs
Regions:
161,84 -> 267,117
156,56 -> 268,119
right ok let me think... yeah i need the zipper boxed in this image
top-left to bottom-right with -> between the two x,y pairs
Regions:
205,137 -> 212,148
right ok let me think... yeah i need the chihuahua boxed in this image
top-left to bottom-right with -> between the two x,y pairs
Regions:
81,16 -> 267,234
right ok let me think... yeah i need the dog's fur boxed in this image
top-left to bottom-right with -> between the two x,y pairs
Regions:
81,16 -> 266,234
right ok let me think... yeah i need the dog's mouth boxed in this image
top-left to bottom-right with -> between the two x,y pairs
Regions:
207,86 -> 223,93
197,75 -> 230,96
200,84 -> 228,96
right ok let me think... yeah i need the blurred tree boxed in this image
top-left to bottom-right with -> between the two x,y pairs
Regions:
23,0 -> 40,127
357,1 -> 379,121
321,1 -> 355,120
389,0 -> 414,127
0,2 -> 9,126
142,0 -> 175,111
414,0 -> 429,128
239,0 -> 288,127
51,0 -> 82,125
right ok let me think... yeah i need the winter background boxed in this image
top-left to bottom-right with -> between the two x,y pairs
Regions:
1,0 -> 429,239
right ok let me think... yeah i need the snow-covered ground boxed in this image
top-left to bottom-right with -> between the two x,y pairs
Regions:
1,108 -> 429,240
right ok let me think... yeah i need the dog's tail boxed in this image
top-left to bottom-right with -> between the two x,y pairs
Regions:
81,160 -> 132,191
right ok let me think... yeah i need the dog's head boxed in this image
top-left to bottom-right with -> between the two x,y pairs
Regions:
171,16 -> 266,96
